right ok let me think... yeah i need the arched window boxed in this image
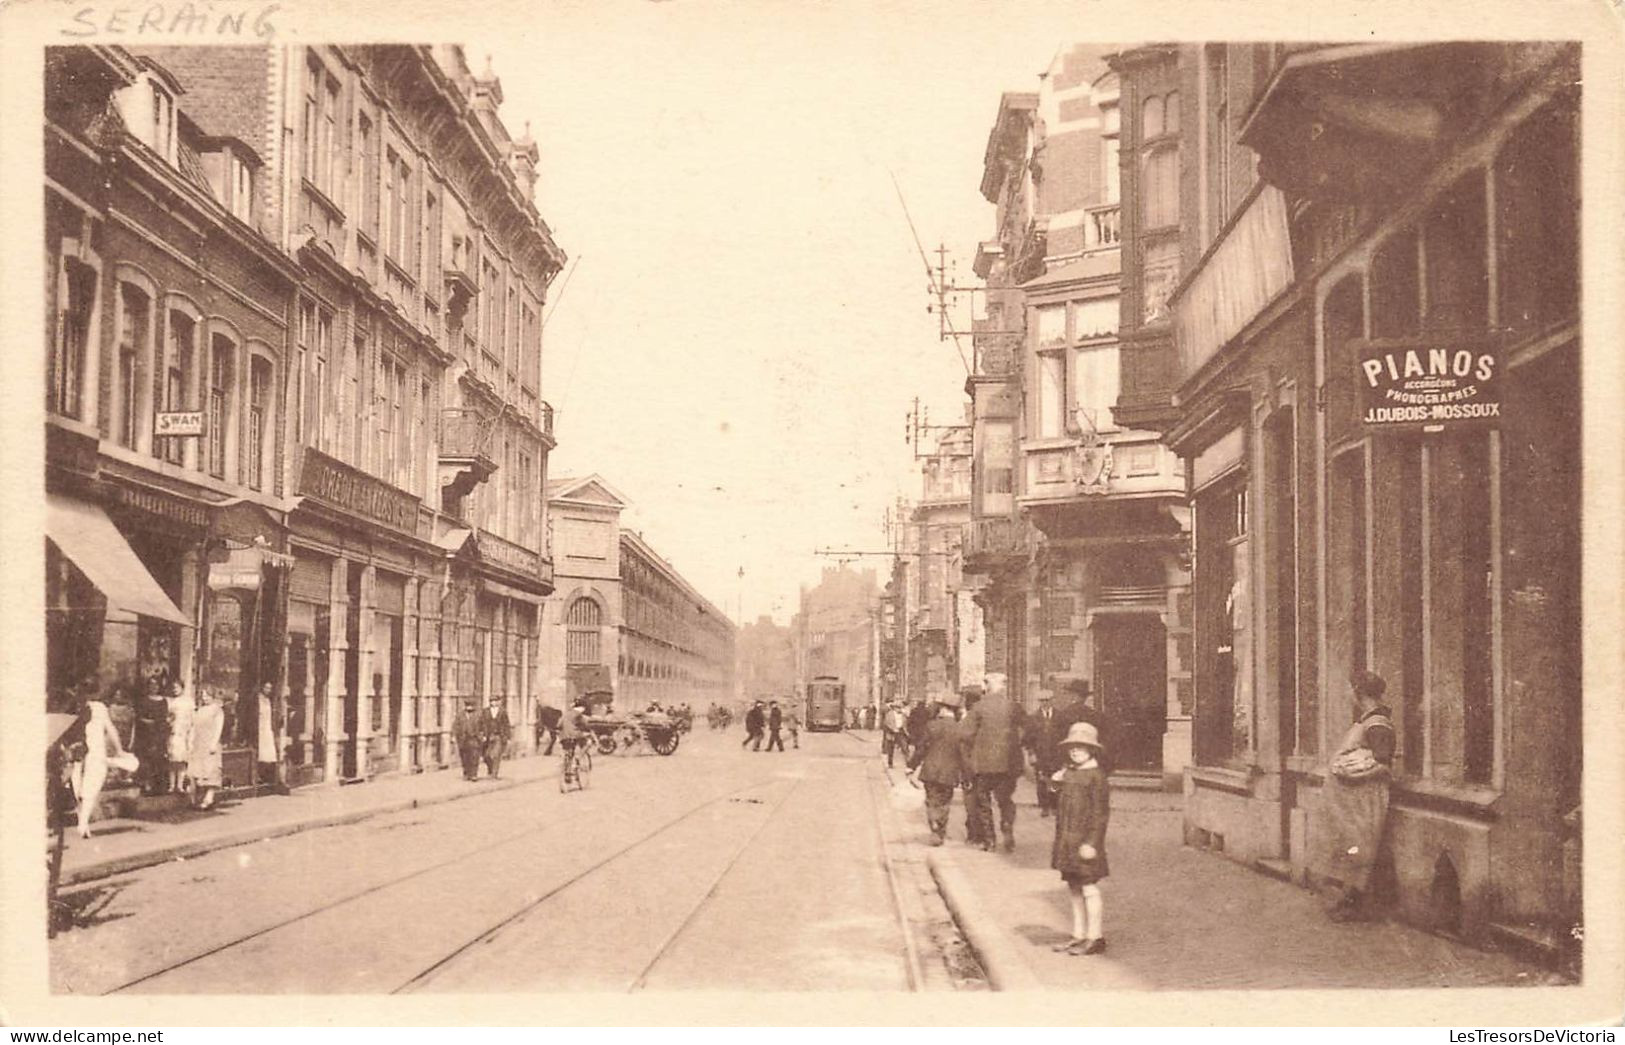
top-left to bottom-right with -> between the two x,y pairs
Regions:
50,253 -> 99,422
207,332 -> 236,480
113,278 -> 154,451
1142,95 -> 1164,139
247,353 -> 274,491
566,596 -> 601,665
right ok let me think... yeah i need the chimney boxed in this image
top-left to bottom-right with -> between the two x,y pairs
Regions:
508,121 -> 539,204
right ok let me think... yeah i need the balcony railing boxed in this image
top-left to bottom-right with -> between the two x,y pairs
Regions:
539,400 -> 554,437
965,517 -> 1026,561
439,408 -> 494,460
1021,434 -> 1185,504
1086,204 -> 1121,250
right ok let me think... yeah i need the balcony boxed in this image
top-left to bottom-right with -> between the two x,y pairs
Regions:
438,407 -> 498,509
963,516 -> 1027,572
1020,432 -> 1184,508
1085,204 -> 1120,250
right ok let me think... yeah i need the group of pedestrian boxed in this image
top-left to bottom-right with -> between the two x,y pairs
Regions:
451,696 -> 512,782
50,672 -> 248,837
740,699 -> 798,751
905,673 -> 1113,957
705,703 -> 734,731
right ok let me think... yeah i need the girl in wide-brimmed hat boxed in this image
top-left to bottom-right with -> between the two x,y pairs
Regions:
1049,720 -> 1110,956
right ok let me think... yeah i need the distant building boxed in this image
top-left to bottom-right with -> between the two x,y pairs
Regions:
539,475 -> 628,713
736,617 -> 797,706
793,566 -> 878,713
617,530 -> 736,713
908,427 -> 975,704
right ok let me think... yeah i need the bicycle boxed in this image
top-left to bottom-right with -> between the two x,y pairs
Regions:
558,737 -> 592,792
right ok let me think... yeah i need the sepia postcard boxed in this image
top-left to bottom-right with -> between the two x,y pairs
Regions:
1,0 -> 1621,1029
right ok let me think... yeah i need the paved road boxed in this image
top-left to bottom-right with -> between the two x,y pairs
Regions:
50,730 -> 925,994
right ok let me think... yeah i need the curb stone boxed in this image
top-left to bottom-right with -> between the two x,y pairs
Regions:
61,762 -> 558,887
926,845 -> 1045,991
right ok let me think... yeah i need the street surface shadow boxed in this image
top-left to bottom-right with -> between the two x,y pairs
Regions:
56,878 -> 136,931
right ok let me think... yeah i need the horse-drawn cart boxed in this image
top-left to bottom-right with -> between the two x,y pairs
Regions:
584,712 -> 682,756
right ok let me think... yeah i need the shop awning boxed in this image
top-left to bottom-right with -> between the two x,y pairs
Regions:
46,493 -> 191,626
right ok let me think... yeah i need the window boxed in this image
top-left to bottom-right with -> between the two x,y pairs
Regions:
1496,95 -> 1578,334
50,256 -> 97,421
150,82 -> 175,163
1104,135 -> 1121,206
385,148 -> 413,267
1036,351 -> 1066,439
302,54 -> 321,184
416,378 -> 430,494
1036,304 -> 1067,347
358,114 -> 378,237
248,355 -> 272,490
229,153 -> 253,223
519,300 -> 538,390
1142,95 -> 1164,139
114,282 -> 151,450
207,335 -> 235,479
481,260 -> 502,353
423,189 -> 440,288
1071,296 -> 1118,340
161,310 -> 196,465
304,53 -> 339,197
1142,147 -> 1180,228
295,301 -> 314,445
376,354 -> 406,485
1195,478 -> 1249,764
1164,91 -> 1180,134
349,318 -> 368,465
1207,47 -> 1232,243
323,76 -> 339,195
314,308 -> 332,453
1071,343 -> 1120,434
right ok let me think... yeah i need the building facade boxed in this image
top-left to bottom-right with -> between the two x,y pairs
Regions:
46,45 -> 304,790
793,566 -> 878,714
539,475 -> 627,712
1148,43 -> 1580,952
736,616 -> 797,708
45,43 -> 566,792
617,531 -> 736,712
906,427 -> 975,704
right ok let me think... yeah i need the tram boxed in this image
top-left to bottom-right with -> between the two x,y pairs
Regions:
805,675 -> 847,732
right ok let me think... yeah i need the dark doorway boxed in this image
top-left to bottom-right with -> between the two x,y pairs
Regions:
1093,616 -> 1167,772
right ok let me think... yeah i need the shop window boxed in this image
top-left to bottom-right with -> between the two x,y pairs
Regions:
207,334 -> 236,480
161,309 -> 196,465
1265,408 -> 1300,755
1422,172 -> 1489,332
1194,478 -> 1249,764
114,281 -> 151,450
1369,229 -> 1421,339
51,256 -> 97,421
1328,447 -> 1369,713
1496,94 -> 1578,335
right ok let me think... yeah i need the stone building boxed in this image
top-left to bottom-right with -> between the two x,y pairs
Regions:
538,475 -> 627,713
616,531 -> 737,712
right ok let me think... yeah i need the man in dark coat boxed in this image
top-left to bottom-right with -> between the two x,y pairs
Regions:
961,673 -> 1026,852
765,701 -> 785,752
480,696 -> 512,779
905,698 -> 932,753
906,697 -> 965,845
1024,692 -> 1063,817
452,698 -> 482,781
1054,679 -> 1112,775
742,701 -> 765,751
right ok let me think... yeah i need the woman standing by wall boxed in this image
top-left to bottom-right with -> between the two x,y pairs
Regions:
189,687 -> 225,810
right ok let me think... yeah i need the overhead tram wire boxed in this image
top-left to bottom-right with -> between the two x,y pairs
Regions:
887,169 -> 970,376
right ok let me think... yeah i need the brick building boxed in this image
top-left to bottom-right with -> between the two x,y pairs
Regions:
1115,42 -> 1581,953
45,45 -> 304,789
45,43 -> 567,791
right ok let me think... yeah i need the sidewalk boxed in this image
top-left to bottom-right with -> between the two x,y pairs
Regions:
53,752 -> 560,887
884,770 -> 1566,990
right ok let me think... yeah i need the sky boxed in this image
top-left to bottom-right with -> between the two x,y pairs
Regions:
481,0 -> 1105,625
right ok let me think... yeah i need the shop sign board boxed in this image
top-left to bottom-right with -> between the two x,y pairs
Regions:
155,411 -> 205,437
298,447 -> 420,538
1356,336 -> 1502,432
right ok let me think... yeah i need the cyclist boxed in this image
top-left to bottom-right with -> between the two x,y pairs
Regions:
558,696 -> 592,785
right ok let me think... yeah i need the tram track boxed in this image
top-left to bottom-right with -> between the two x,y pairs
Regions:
102,770 -> 780,995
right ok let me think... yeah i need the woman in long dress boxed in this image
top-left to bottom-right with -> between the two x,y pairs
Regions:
132,679 -> 172,796
189,687 -> 225,810
1315,670 -> 1397,920
167,679 -> 194,794
72,700 -> 131,838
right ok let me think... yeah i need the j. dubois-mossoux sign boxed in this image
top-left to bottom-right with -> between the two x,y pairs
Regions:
1356,336 -> 1502,432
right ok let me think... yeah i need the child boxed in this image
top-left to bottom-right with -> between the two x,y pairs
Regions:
1049,721 -> 1110,956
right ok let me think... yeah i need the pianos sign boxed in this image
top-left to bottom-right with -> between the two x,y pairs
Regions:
1356,336 -> 1502,432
